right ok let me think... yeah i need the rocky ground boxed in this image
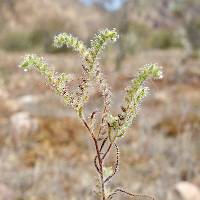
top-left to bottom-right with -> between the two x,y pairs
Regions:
0,49 -> 200,200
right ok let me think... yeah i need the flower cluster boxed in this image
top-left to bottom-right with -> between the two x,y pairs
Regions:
19,29 -> 119,116
19,31 -> 163,139
89,29 -> 119,65
54,33 -> 89,60
54,29 -> 119,114
107,64 -> 163,139
89,30 -> 119,128
19,54 -> 79,109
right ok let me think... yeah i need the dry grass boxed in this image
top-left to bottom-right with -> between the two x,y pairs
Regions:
0,49 -> 199,199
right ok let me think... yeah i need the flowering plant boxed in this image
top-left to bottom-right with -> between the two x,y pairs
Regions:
19,29 -> 162,200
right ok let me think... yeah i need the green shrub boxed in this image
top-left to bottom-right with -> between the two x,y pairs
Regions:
28,28 -> 49,46
185,18 -> 200,50
0,31 -> 33,51
127,22 -> 152,52
0,15 -> 71,53
148,29 -> 183,49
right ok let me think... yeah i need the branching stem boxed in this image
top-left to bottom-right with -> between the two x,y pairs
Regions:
81,116 -> 106,200
108,188 -> 155,200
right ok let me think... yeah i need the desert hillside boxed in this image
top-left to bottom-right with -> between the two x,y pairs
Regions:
0,0 -> 200,200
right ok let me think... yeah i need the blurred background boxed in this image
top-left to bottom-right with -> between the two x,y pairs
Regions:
0,0 -> 200,199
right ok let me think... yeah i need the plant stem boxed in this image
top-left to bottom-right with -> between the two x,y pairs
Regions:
93,135 -> 106,200
82,117 -> 106,200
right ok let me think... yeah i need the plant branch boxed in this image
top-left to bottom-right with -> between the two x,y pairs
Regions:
104,143 -> 119,183
81,116 -> 106,200
108,188 -> 155,200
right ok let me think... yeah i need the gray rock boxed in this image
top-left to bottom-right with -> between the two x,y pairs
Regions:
168,181 -> 200,200
9,111 -> 39,135
0,184 -> 16,200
